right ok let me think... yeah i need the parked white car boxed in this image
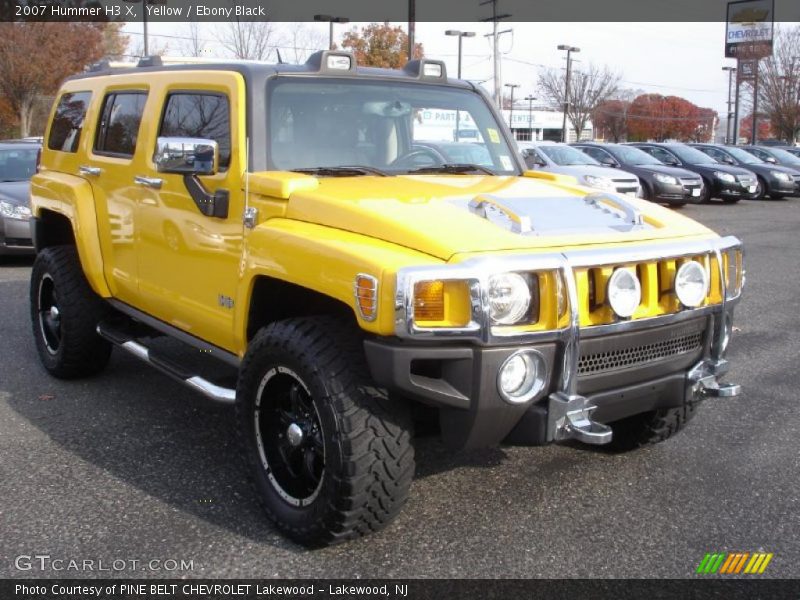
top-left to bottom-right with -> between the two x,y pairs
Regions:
518,141 -> 640,196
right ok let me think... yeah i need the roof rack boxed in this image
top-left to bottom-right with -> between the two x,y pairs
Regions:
86,55 -> 271,73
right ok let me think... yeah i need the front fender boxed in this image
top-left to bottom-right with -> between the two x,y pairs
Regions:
30,171 -> 110,297
236,218 -> 443,346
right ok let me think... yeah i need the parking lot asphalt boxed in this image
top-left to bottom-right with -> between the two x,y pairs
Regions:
1,197 -> 798,579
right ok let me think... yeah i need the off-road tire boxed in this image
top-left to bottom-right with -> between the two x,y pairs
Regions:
237,317 -> 414,546
602,403 -> 699,452
30,245 -> 112,378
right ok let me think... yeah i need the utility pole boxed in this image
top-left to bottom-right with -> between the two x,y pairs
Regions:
480,0 -> 512,108
752,59 -> 760,145
558,44 -> 580,143
722,66 -> 736,144
733,61 -> 742,144
505,83 -> 520,133
314,15 -> 350,50
525,94 -> 536,141
408,0 -> 415,59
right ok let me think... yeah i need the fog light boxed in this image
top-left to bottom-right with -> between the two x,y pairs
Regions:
607,268 -> 641,318
675,260 -> 708,307
497,350 -> 547,404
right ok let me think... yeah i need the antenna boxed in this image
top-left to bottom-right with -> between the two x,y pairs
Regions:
276,49 -> 285,64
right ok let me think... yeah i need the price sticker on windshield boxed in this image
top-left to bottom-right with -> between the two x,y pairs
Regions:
487,128 -> 501,144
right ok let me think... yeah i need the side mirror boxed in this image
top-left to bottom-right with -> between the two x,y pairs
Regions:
722,156 -> 735,165
600,157 -> 618,167
764,156 -> 777,164
663,156 -> 679,166
154,137 -> 219,176
153,137 -> 228,219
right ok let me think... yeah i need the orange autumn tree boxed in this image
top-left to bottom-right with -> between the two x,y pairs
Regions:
0,22 -> 125,137
340,22 -> 423,68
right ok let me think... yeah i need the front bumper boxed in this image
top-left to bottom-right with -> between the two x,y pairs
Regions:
715,178 -> 757,199
366,308 -> 738,449
0,215 -> 34,255
765,177 -> 796,196
653,178 -> 703,203
368,237 -> 742,449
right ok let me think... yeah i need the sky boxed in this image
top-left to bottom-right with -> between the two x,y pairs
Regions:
123,21 -> 786,118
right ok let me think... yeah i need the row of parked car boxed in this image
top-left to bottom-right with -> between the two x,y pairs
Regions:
519,140 -> 800,207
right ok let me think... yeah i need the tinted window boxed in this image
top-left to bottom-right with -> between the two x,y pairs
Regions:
48,92 -> 92,153
646,147 -> 679,164
160,93 -> 231,168
95,92 -> 147,157
670,145 -> 717,164
538,145 -> 599,166
0,147 -> 38,181
581,147 -> 610,162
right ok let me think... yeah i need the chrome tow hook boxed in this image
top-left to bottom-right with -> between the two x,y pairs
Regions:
689,360 -> 741,399
697,376 -> 741,398
547,393 -> 613,445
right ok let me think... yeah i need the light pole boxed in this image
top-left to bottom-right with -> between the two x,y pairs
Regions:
722,66 -> 736,144
558,44 -> 580,143
525,94 -> 536,141
445,30 -> 476,79
505,83 -> 520,134
314,14 -> 350,50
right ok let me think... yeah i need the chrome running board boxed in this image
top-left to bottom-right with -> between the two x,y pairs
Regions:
96,323 -> 236,405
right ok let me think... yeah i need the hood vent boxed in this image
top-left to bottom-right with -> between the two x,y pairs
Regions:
465,192 -> 652,237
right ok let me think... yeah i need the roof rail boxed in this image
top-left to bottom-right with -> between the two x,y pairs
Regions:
87,59 -> 138,72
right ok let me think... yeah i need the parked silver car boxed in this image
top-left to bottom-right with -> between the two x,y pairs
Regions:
0,141 -> 39,255
518,141 -> 640,196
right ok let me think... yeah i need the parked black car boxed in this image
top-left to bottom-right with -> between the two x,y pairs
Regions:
689,143 -> 798,200
628,142 -> 757,203
572,142 -> 704,206
738,145 -> 800,194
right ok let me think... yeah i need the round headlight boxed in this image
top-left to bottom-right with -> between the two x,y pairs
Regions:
497,350 -> 547,404
487,272 -> 531,325
675,261 -> 709,308
607,268 -> 641,318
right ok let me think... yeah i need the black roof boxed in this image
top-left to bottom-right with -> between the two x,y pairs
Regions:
69,51 -> 473,90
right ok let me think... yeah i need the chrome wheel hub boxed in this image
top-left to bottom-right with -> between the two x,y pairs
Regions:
286,422 -> 304,447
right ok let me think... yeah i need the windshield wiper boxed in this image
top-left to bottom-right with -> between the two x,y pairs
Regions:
407,163 -> 495,175
290,166 -> 390,177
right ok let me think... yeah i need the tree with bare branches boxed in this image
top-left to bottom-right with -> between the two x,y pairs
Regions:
216,21 -> 281,61
538,63 -> 621,141
757,26 -> 800,142
179,22 -> 209,58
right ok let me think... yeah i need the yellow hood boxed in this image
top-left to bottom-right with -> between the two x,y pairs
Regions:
259,173 -> 715,261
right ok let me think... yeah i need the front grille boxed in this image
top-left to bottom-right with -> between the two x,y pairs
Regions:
737,175 -> 756,185
578,331 -> 704,376
680,178 -> 702,188
613,180 -> 639,194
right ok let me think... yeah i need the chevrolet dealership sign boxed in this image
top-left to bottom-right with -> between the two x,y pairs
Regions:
725,0 -> 774,58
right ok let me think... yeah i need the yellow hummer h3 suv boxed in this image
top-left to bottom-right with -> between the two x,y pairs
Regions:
30,51 -> 743,546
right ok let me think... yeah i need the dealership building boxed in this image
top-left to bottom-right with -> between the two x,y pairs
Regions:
414,107 -> 593,144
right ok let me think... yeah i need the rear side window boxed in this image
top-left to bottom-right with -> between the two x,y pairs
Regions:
48,92 -> 92,153
94,92 -> 147,157
159,93 -> 231,168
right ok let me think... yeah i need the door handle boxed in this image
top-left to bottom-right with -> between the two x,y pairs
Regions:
79,165 -> 102,176
134,175 -> 164,190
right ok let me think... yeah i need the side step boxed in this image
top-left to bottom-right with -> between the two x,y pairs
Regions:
96,322 -> 236,405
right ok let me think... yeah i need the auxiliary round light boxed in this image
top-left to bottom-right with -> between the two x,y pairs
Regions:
487,272 -> 531,325
607,268 -> 641,318
675,261 -> 709,308
497,350 -> 547,404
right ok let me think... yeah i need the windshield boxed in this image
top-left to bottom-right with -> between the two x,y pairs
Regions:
610,145 -> 661,165
0,148 -> 37,181
671,145 -> 718,164
725,146 -> 763,164
764,148 -> 800,166
267,78 -> 519,175
538,145 -> 599,166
